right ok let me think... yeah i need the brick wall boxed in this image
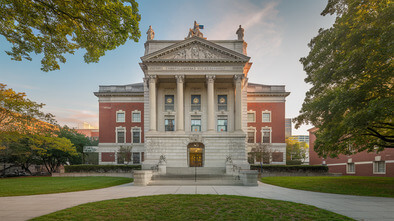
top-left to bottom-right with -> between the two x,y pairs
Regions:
99,102 -> 144,143
101,152 -> 115,162
247,102 -> 285,143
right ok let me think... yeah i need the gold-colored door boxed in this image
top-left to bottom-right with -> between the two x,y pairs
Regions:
190,153 -> 202,167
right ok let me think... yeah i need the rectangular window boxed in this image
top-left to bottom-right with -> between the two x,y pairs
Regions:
218,95 -> 227,111
165,119 -> 175,131
262,128 -> 271,143
217,119 -> 227,132
165,95 -> 174,111
247,131 -> 255,143
191,119 -> 201,132
262,112 -> 271,122
374,161 -> 385,174
117,131 -> 125,143
247,112 -> 255,122
132,128 -> 140,143
117,112 -> 125,122
133,152 -> 140,164
347,163 -> 355,173
132,112 -> 141,122
191,95 -> 201,111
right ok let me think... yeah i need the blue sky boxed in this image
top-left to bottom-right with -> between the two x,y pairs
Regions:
0,0 -> 335,135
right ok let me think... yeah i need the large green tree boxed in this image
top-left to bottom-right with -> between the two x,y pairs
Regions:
0,0 -> 141,71
295,0 -> 393,157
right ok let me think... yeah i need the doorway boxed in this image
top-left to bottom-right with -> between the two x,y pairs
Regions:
188,142 -> 204,167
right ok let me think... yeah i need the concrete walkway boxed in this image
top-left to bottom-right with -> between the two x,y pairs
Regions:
1,182 -> 393,221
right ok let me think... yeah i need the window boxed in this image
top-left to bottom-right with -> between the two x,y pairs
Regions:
116,110 -> 125,122
165,95 -> 174,111
132,128 -> 140,143
116,128 -> 126,143
373,161 -> 385,174
262,111 -> 271,122
191,119 -> 201,132
347,163 -> 355,173
165,118 -> 175,131
247,131 -> 255,143
217,117 -> 227,132
133,152 -> 141,164
191,95 -> 201,111
218,95 -> 227,111
247,112 -> 255,122
262,128 -> 271,143
132,111 -> 141,122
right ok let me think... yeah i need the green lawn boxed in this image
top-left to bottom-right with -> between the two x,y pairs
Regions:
32,194 -> 353,221
261,176 -> 394,197
0,176 -> 133,197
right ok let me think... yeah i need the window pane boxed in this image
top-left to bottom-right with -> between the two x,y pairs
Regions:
218,95 -> 227,111
117,113 -> 125,122
117,131 -> 125,143
165,119 -> 175,131
247,131 -> 255,143
132,113 -> 141,122
247,113 -> 255,122
262,129 -> 270,143
132,129 -> 140,143
378,161 -> 385,172
191,95 -> 201,111
347,163 -> 355,173
165,95 -> 174,111
133,152 -> 140,164
191,119 -> 201,132
217,119 -> 227,132
262,113 -> 270,122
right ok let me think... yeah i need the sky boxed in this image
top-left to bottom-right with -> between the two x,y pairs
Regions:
0,0 -> 335,135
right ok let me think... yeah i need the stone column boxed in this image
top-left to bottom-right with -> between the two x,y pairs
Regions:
234,75 -> 243,131
206,75 -> 215,131
149,75 -> 157,131
175,75 -> 185,131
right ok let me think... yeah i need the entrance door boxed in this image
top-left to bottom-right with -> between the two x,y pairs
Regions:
188,143 -> 204,167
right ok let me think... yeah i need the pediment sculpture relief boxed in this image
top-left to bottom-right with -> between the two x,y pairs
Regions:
157,44 -> 232,60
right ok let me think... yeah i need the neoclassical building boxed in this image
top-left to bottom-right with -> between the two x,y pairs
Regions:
94,22 -> 290,172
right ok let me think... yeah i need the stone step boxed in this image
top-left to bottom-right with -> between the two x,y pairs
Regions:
151,174 -> 239,180
148,178 -> 243,186
166,167 -> 225,175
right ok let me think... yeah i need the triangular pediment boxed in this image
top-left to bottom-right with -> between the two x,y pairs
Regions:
141,37 -> 250,63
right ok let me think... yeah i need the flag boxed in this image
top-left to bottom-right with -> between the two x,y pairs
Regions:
199,25 -> 204,29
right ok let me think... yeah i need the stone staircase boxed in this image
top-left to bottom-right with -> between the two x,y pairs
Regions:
148,167 -> 243,186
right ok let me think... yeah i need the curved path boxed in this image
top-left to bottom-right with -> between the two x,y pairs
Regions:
1,182 -> 393,221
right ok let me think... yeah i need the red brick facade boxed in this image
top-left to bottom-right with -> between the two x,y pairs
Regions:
99,102 -> 144,143
309,129 -> 394,177
247,102 -> 286,143
101,152 -> 115,162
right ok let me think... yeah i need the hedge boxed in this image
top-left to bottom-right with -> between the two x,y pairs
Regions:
65,165 -> 141,173
250,165 -> 328,173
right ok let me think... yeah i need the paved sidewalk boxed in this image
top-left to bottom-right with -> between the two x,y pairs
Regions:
1,182 -> 393,221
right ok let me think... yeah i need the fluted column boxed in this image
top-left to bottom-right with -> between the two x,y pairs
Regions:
234,74 -> 243,131
149,75 -> 157,131
175,75 -> 185,131
206,75 -> 215,131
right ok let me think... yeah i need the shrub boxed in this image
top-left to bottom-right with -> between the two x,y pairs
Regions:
65,165 -> 141,173
250,165 -> 328,173
286,160 -> 302,165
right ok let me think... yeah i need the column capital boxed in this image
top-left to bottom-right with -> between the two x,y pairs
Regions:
234,74 -> 244,82
148,74 -> 157,81
175,75 -> 185,83
206,75 -> 216,83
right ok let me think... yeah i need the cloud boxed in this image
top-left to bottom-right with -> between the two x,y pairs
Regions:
43,107 -> 98,129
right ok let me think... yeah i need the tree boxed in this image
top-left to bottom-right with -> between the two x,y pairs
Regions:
295,0 -> 393,158
56,125 -> 98,164
286,138 -> 308,164
32,135 -> 77,174
0,0 -> 141,71
0,83 -> 56,135
117,145 -> 132,164
248,143 -> 272,164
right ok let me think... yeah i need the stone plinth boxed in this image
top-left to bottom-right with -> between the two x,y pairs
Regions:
133,170 -> 153,186
240,170 -> 258,186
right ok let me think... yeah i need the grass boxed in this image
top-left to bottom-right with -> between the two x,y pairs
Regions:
0,176 -> 133,197
32,194 -> 353,221
261,176 -> 394,197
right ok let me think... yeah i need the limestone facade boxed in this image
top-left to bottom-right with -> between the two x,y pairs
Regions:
94,25 -> 290,170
